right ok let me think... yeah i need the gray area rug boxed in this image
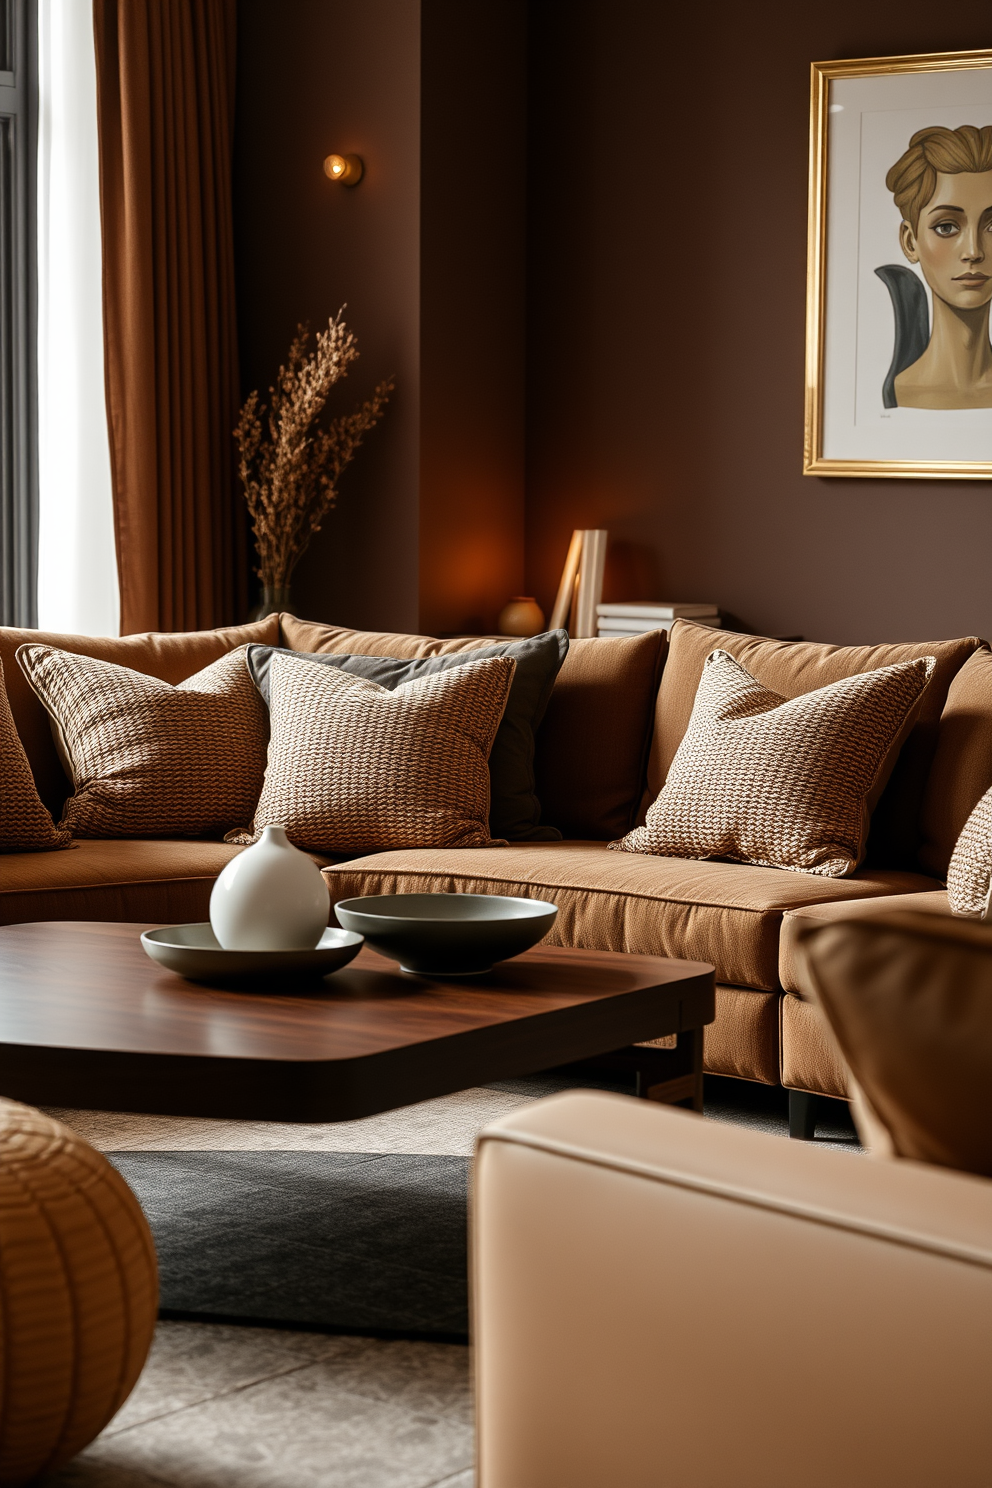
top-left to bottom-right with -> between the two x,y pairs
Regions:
104,1075 -> 859,1343
109,1151 -> 471,1340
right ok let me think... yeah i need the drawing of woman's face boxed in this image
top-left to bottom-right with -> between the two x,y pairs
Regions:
899,169 -> 992,310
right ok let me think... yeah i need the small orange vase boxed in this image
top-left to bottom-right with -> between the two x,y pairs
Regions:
497,597 -> 546,637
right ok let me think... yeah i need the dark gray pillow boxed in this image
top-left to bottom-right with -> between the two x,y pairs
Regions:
246,631 -> 569,841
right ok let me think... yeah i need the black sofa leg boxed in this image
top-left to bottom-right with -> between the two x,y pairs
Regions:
789,1090 -> 818,1140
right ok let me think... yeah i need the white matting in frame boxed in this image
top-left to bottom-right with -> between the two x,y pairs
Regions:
806,52 -> 992,478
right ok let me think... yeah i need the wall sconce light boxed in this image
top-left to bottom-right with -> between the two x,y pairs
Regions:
323,153 -> 364,186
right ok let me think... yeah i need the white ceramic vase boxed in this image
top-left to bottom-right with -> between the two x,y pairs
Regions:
209,825 -> 330,951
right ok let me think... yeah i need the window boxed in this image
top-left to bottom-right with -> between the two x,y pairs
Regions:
0,0 -> 35,628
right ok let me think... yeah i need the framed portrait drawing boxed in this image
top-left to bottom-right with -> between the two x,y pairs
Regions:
804,49 -> 992,478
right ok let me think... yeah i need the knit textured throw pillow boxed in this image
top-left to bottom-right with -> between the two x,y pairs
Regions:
612,648 -> 935,877
245,629 -> 567,841
16,645 -> 269,839
229,651 -> 516,853
946,786 -> 992,918
0,656 -> 71,853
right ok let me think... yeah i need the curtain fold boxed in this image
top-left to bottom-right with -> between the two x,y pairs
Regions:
93,0 -> 245,635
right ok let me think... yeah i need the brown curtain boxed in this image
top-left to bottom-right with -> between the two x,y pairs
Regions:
93,0 -> 245,635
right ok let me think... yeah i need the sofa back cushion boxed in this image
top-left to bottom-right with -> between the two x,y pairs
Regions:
533,631 -> 666,840
281,617 -> 667,842
0,616 -> 280,815
647,621 -> 981,870
918,646 -> 992,878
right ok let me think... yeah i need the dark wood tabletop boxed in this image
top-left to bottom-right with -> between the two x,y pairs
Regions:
0,921 -> 715,1122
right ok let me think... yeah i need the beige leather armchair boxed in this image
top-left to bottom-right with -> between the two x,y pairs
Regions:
473,1093 -> 992,1487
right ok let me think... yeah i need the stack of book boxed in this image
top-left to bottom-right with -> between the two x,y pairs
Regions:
596,602 -> 721,637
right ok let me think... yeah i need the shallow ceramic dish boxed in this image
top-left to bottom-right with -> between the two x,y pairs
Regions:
141,923 -> 364,985
334,893 -> 558,975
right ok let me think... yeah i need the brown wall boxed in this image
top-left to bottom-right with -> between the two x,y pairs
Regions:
234,0 -> 526,637
419,0 -> 527,636
234,0 -> 422,634
525,4 -> 992,646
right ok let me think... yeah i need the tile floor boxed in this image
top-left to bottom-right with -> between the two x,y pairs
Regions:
44,1326 -> 473,1488
42,1077 -> 858,1487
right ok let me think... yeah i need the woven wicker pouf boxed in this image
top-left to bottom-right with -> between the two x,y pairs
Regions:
0,1098 -> 158,1485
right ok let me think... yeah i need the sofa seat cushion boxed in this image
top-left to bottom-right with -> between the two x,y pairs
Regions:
779,890 -> 951,999
0,838 -> 342,926
322,842 -> 940,993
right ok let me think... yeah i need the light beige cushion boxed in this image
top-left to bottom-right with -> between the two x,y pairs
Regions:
0,656 -> 70,853
614,649 -> 935,877
947,786 -> 992,918
236,650 -> 516,854
16,645 -> 269,839
800,909 -> 992,1176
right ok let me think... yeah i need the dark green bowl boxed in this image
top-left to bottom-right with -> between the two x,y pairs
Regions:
334,892 -> 558,975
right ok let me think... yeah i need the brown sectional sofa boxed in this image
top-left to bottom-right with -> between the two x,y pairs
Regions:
2,611 -> 989,1107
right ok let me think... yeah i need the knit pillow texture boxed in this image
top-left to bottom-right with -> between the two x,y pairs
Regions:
0,655 -> 71,853
16,645 -> 269,839
245,629 -> 567,841
946,786 -> 992,918
612,648 -> 935,877
230,650 -> 516,854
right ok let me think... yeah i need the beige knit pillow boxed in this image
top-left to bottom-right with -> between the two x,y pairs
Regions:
612,648 -> 935,877
230,650 -> 516,853
946,787 -> 992,918
0,656 -> 71,852
16,645 -> 268,839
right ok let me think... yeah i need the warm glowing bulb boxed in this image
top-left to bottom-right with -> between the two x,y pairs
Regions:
323,153 -> 363,186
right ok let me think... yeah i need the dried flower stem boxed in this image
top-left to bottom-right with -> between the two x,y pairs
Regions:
234,312 -> 393,591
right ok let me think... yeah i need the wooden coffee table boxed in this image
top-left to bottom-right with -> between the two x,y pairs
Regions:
0,922 -> 715,1122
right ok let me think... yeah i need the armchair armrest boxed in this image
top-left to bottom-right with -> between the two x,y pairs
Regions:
473,1093 -> 992,1488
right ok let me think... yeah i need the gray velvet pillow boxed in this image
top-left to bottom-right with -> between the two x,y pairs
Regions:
246,630 -> 568,841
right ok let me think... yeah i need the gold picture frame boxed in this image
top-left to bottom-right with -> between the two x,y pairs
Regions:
804,48 -> 992,479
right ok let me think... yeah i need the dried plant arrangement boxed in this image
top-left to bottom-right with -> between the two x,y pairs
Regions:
234,311 -> 393,613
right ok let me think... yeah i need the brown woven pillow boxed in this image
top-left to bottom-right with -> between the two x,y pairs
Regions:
612,648 -> 935,877
231,650 -> 516,853
0,656 -> 71,853
16,645 -> 268,839
946,786 -> 992,918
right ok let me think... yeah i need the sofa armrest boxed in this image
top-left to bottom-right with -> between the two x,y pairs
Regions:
473,1092 -> 992,1488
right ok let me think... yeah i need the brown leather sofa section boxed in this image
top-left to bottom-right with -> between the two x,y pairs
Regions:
0,616 -> 281,817
644,620 -> 981,870
918,645 -> 992,877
